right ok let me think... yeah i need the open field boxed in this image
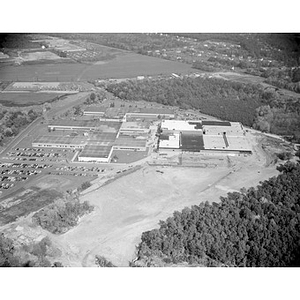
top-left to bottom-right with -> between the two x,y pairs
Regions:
0,53 -> 195,82
19,51 -> 62,62
0,92 -> 66,106
111,149 -> 149,163
0,188 -> 62,225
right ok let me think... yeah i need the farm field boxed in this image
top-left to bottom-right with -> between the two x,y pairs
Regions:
0,92 -> 66,106
0,52 -> 195,82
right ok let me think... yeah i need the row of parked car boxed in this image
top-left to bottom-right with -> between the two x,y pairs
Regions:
54,166 -> 105,173
0,163 -> 52,191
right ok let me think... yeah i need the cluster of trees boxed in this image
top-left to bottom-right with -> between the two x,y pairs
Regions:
0,233 -> 63,267
83,91 -> 106,105
0,108 -> 40,146
252,95 -> 300,141
33,198 -> 94,234
78,181 -> 92,192
134,161 -> 300,267
106,76 -> 269,127
95,255 -> 115,267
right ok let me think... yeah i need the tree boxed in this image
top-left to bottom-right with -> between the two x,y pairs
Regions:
0,233 -> 20,267
90,92 -> 96,101
80,181 -> 92,191
95,255 -> 115,267
74,105 -> 83,116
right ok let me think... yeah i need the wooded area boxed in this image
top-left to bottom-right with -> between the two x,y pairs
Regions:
105,76 -> 300,140
135,160 -> 300,267
0,107 -> 40,146
33,198 -> 94,234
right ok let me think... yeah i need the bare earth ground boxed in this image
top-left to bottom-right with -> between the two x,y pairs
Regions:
1,131 -> 281,267
51,132 -> 279,267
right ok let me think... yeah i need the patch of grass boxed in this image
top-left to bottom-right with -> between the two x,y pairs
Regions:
0,189 -> 62,225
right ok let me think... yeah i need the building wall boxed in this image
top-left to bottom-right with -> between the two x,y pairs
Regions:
112,145 -> 146,151
32,142 -> 85,149
83,111 -> 105,116
78,156 -> 110,163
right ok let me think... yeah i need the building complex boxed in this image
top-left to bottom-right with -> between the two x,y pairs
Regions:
32,105 -> 252,163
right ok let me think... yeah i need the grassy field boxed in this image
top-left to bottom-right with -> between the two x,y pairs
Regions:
111,149 -> 149,163
0,92 -> 66,106
0,53 -> 195,82
0,188 -> 62,225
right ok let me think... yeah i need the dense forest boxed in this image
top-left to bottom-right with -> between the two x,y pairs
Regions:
106,77 -> 266,126
105,76 -> 300,140
134,160 -> 300,267
33,198 -> 94,234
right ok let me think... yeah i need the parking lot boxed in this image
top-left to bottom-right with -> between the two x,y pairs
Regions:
5,147 -> 76,163
0,162 -> 52,191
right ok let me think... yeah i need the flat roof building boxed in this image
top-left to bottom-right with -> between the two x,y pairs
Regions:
159,133 -> 180,149
125,108 -> 175,121
119,121 -> 150,134
48,120 -> 121,133
32,136 -> 87,149
78,145 -> 114,163
113,136 -> 147,151
83,107 -> 107,117
161,120 -> 202,132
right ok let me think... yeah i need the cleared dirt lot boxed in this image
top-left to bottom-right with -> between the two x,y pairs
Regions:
0,131 -> 281,266
50,133 -> 279,266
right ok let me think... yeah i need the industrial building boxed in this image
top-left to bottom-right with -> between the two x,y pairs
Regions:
34,116 -> 150,162
125,108 -> 175,121
78,145 -> 114,163
48,120 -> 121,133
119,121 -> 151,135
159,120 -> 252,155
32,136 -> 87,149
113,136 -> 147,151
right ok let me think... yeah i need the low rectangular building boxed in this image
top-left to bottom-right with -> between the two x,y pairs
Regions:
48,120 -> 121,133
32,135 -> 87,149
113,136 -> 147,151
161,120 -> 202,132
125,108 -> 175,121
159,133 -> 180,149
83,107 -> 107,117
78,145 -> 113,162
119,121 -> 150,134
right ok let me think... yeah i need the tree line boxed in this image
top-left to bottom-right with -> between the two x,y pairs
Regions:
133,160 -> 300,267
105,76 -> 300,141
